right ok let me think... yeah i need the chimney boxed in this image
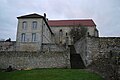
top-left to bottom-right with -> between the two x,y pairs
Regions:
44,13 -> 48,22
44,13 -> 46,18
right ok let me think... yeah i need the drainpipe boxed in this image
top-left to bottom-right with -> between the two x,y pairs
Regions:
41,19 -> 44,51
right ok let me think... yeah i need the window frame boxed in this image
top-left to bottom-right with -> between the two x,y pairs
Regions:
32,33 -> 37,42
22,21 -> 27,30
32,21 -> 37,29
21,33 -> 25,42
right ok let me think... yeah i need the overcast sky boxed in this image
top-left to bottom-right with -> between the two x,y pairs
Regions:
0,0 -> 120,40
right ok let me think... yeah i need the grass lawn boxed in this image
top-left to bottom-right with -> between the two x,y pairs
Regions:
0,69 -> 103,80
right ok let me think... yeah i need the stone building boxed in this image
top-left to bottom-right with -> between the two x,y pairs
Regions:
48,20 -> 99,45
15,13 -> 99,51
0,13 -> 99,51
0,13 -> 99,66
0,13 -> 119,69
16,13 -> 54,51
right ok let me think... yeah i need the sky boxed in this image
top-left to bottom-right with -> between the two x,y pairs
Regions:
0,0 -> 120,41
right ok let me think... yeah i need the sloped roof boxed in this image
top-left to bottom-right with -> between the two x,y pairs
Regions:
17,13 -> 44,19
48,19 -> 96,27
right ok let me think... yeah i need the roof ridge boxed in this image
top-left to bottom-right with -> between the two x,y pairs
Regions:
48,19 -> 93,21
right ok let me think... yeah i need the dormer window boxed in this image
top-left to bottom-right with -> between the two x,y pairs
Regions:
32,21 -> 37,29
22,21 -> 27,30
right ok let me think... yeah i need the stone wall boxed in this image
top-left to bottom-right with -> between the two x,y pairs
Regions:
74,37 -> 88,66
86,37 -> 99,61
42,21 -> 53,43
0,41 -> 66,52
74,37 -> 99,66
0,41 -> 16,51
99,37 -> 120,55
88,37 -> 120,80
50,25 -> 98,45
74,36 -> 120,67
50,26 -> 72,45
86,37 -> 120,58
0,51 -> 70,69
42,43 -> 65,52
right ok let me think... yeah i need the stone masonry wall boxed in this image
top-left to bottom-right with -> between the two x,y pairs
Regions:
0,41 -> 16,51
99,37 -> 120,55
74,37 -> 100,66
88,37 -> 120,80
0,51 -> 70,69
74,37 -> 88,66
86,37 -> 120,65
42,43 -> 65,52
86,37 -> 100,61
74,37 -> 120,67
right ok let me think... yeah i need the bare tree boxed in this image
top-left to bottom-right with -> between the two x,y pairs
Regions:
70,25 -> 87,43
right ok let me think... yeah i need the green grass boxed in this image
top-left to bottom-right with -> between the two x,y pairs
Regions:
0,69 -> 103,80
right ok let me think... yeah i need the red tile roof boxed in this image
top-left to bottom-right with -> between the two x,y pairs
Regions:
48,19 -> 96,27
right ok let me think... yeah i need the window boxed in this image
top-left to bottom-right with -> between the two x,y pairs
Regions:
59,29 -> 63,43
32,21 -> 37,29
65,32 -> 69,45
32,33 -> 36,42
22,21 -> 27,30
21,33 -> 25,42
66,32 -> 68,36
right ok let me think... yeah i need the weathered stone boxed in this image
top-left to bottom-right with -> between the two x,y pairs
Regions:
0,51 -> 70,69
74,36 -> 120,67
